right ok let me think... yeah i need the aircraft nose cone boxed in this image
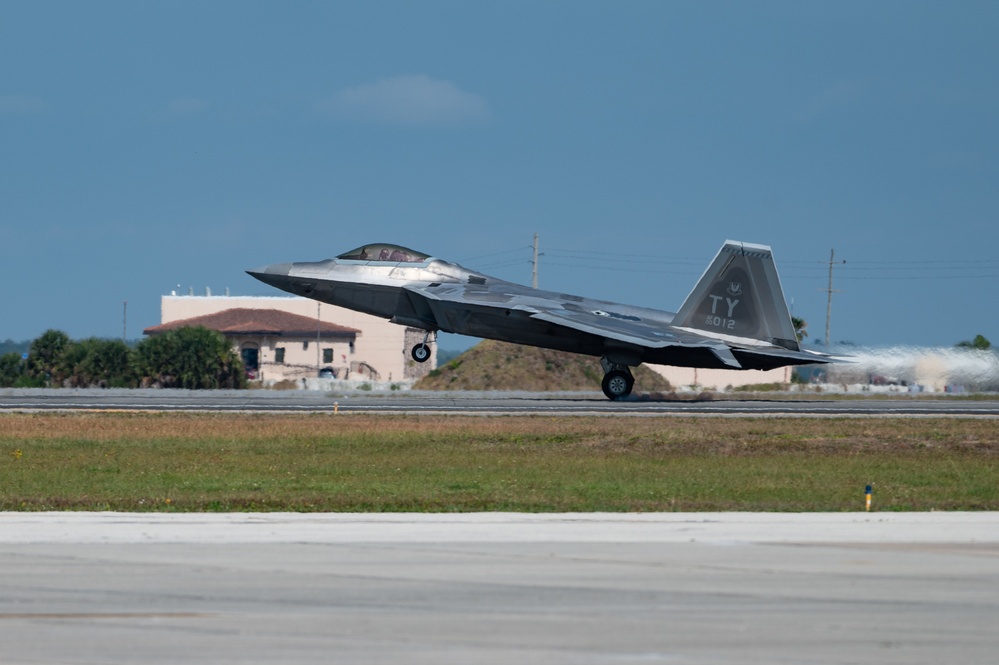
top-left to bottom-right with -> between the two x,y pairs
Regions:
247,262 -> 292,277
246,262 -> 294,289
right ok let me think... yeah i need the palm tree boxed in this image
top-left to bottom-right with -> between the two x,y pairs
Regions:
956,334 -> 991,351
26,329 -> 71,386
791,317 -> 808,343
135,327 -> 245,389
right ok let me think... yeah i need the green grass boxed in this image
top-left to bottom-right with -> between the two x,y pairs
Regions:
1,413 -> 997,511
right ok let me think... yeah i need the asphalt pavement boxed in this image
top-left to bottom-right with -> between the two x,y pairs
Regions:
2,387 -> 998,416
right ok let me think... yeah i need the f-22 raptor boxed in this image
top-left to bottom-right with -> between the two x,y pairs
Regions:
248,240 -> 833,399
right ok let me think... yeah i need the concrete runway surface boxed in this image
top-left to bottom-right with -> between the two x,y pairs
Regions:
1,512 -> 997,664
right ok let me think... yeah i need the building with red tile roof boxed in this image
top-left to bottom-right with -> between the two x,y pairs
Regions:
146,296 -> 436,385
144,308 -> 360,339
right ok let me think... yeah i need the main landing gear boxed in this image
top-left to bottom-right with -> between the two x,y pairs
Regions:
411,330 -> 437,363
600,358 -> 634,400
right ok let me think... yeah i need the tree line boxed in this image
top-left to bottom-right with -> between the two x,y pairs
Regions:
0,327 -> 246,389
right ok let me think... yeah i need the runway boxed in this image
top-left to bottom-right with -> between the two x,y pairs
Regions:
2,388 -> 998,417
2,512 -> 998,664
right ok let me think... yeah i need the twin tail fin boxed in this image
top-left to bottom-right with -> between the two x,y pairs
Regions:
673,240 -> 800,352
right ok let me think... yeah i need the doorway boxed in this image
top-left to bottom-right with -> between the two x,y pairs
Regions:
241,345 -> 259,378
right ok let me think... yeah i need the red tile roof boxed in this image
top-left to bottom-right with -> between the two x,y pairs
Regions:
143,308 -> 360,338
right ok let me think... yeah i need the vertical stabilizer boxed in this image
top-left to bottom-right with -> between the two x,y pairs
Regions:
673,241 -> 799,351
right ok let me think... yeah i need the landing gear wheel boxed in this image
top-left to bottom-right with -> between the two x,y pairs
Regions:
411,343 -> 431,363
601,370 -> 634,400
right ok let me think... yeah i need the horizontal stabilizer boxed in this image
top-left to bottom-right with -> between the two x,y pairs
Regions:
710,344 -> 742,369
733,345 -> 837,366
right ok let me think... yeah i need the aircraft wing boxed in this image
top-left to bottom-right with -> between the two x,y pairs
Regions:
523,307 -> 692,346
526,309 -> 743,367
405,283 -> 745,368
526,306 -> 837,368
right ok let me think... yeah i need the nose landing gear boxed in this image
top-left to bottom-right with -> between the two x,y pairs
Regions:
411,343 -> 431,362
411,330 -> 437,363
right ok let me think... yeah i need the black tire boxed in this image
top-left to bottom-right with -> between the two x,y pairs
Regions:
601,370 -> 633,400
411,343 -> 431,363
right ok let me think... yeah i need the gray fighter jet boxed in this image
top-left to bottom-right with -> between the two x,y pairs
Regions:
248,240 -> 833,399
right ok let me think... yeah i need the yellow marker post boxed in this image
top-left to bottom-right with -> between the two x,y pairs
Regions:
865,484 -> 872,512
334,401 -> 339,415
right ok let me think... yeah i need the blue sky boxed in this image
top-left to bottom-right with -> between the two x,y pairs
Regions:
2,1 -> 997,350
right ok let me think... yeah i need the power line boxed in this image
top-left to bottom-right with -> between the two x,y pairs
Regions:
473,258 -> 530,271
459,247 -> 528,263
547,247 -> 708,264
833,273 -> 999,281
784,267 -> 999,279
787,264 -> 999,272
828,258 -> 999,265
543,261 -> 701,275
462,244 -> 999,281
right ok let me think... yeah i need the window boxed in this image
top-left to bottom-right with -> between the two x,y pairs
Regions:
303,341 -> 309,350
275,347 -> 285,364
349,341 -> 355,355
337,244 -> 429,263
323,348 -> 333,363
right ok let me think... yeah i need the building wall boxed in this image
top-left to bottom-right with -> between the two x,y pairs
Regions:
646,364 -> 790,390
160,296 -> 436,384
227,333 -> 361,384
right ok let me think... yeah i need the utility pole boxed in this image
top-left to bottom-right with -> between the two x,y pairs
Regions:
531,233 -> 540,289
823,249 -> 844,347
316,302 -> 321,374
122,300 -> 127,342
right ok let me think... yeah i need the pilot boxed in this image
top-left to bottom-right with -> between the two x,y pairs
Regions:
359,247 -> 369,260
378,248 -> 391,260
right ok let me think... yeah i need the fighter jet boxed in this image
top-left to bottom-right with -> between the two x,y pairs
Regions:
248,240 -> 834,399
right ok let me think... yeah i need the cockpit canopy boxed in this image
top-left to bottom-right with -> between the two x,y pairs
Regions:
336,244 -> 430,264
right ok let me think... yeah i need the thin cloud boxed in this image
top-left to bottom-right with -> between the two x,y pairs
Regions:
0,93 -> 47,114
317,74 -> 490,126
166,97 -> 208,116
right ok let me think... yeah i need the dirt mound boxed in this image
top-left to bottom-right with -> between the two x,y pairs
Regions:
415,340 -> 671,393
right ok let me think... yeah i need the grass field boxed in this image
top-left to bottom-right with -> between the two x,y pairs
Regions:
2,413 -> 997,512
